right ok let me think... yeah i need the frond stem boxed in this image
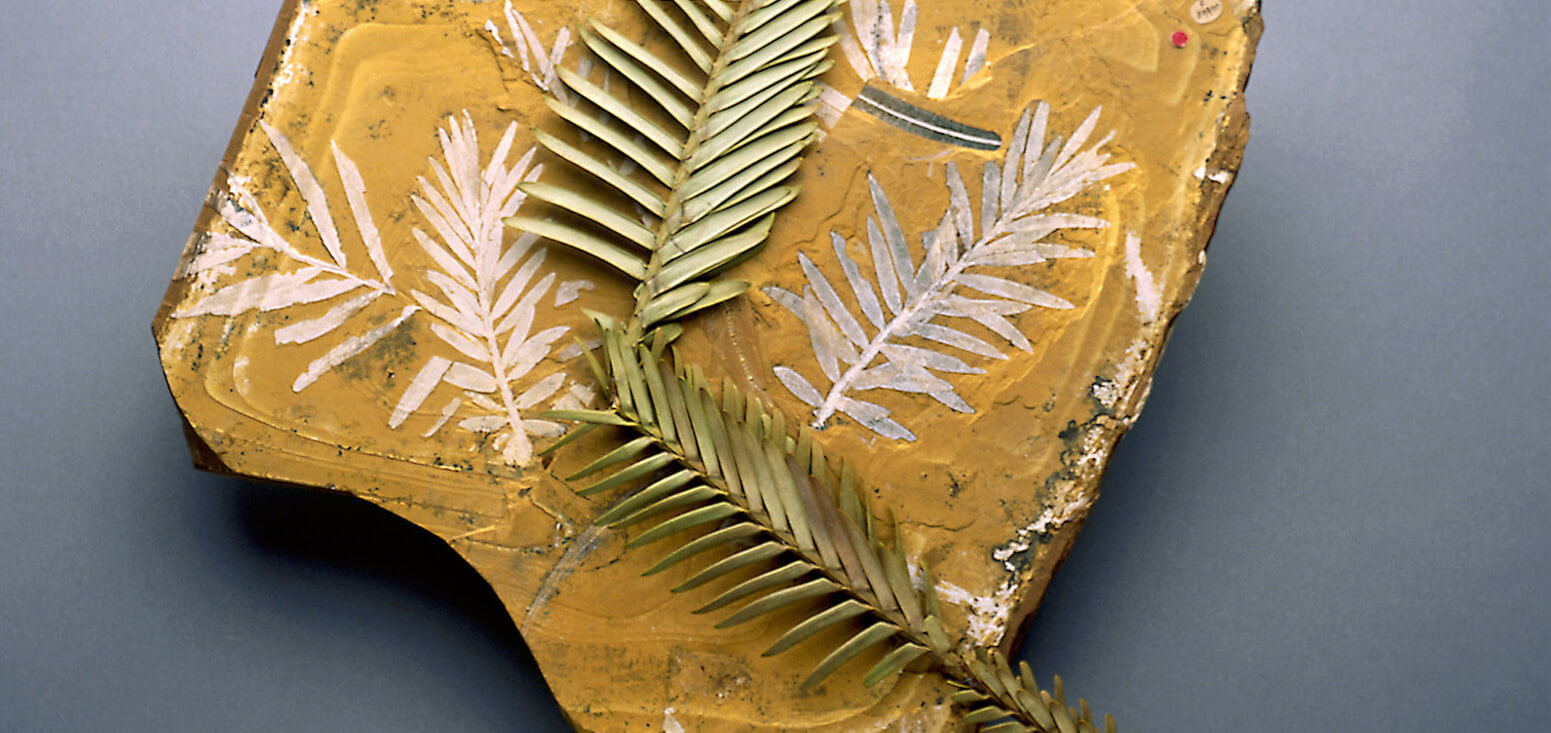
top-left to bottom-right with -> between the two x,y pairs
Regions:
627,0 -> 764,344
480,298 -> 534,464
811,246 -> 976,428
222,187 -> 395,295
473,213 -> 533,463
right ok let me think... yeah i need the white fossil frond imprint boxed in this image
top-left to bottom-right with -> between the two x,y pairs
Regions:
835,0 -> 992,100
390,112 -> 576,466
483,1 -> 574,103
174,109 -> 585,466
767,102 -> 1134,440
174,120 -> 415,393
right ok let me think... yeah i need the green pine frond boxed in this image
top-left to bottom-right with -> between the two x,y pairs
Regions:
547,318 -> 1119,732
505,0 -> 839,341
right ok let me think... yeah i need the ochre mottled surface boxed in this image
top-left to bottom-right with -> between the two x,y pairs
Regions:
154,1 -> 1259,729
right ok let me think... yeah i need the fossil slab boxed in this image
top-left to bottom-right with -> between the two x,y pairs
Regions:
154,0 -> 1260,729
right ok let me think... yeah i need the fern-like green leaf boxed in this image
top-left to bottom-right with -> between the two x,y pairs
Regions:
545,319 -> 1122,731
506,0 -> 839,340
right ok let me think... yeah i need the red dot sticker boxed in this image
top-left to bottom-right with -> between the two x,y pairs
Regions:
1171,30 -> 1190,48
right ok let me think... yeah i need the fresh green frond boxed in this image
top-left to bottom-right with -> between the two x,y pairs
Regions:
980,721 -> 1032,733
660,361 -> 707,464
720,11 -> 836,84
736,0 -> 804,35
692,96 -> 817,170
1017,688 -> 1057,730
703,50 -> 827,136
655,213 -> 775,291
686,371 -> 732,483
546,326 -> 1123,731
923,614 -> 951,654
685,150 -> 800,224
703,50 -> 823,115
721,413 -> 771,516
968,654 -> 1009,700
963,708 -> 1017,726
764,444 -> 813,551
882,545 -> 924,631
575,334 -> 610,385
952,689 -> 990,705
605,325 -> 653,420
1052,704 -> 1079,733
840,511 -> 899,612
512,0 -> 837,340
1019,661 -> 1039,693
637,345 -> 679,444
555,67 -> 685,156
920,563 -> 945,620
550,328 -> 932,680
788,460 -> 840,568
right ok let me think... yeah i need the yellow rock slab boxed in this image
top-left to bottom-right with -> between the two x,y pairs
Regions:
154,1 -> 1260,729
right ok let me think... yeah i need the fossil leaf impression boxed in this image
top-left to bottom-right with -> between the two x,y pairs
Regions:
768,102 -> 1134,440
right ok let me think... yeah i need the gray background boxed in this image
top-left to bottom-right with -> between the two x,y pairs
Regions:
2,1 -> 1547,730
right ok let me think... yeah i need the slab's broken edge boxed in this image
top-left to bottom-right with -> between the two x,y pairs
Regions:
146,7 -> 588,726
997,7 -> 1265,658
152,0 -> 304,339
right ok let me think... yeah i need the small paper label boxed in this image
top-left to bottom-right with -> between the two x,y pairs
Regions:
1189,0 -> 1224,23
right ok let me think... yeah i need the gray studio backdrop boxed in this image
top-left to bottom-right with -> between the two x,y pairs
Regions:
2,1 -> 1547,731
